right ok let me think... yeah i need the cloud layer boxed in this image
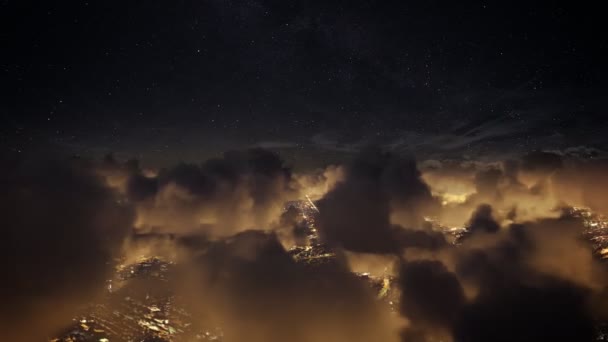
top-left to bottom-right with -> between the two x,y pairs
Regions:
4,147 -> 608,341
0,155 -> 134,341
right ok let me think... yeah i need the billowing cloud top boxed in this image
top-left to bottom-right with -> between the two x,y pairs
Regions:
4,148 -> 608,341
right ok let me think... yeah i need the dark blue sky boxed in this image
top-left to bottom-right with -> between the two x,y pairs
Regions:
2,1 -> 607,167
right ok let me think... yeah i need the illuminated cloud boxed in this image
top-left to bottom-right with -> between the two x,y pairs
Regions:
119,149 -> 300,239
5,148 -> 608,342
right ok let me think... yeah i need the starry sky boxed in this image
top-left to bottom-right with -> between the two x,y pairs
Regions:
2,1 -> 607,168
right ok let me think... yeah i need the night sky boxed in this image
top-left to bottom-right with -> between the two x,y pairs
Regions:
2,1 -> 607,167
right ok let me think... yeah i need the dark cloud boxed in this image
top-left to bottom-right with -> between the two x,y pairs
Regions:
122,148 -> 298,238
395,197 -> 604,342
466,204 -> 500,234
316,147 -> 441,253
453,215 -> 600,341
278,204 -> 310,246
126,171 -> 159,201
6,148 -> 607,342
579,160 -> 608,214
455,229 -> 528,290
399,260 -> 465,334
316,171 -> 396,252
178,230 -> 400,342
521,150 -> 564,174
0,156 -> 134,341
128,148 -> 292,201
471,167 -> 505,201
454,279 -> 594,342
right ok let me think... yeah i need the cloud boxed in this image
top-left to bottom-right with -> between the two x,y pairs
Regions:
454,279 -> 594,342
315,147 -> 441,253
176,230 -> 402,342
420,152 -> 593,227
466,204 -> 500,235
422,152 -> 608,228
578,160 -> 608,214
120,148 -> 299,239
392,191 -> 606,341
9,148 -> 608,342
293,164 -> 345,200
0,155 -> 134,341
398,260 -> 465,339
